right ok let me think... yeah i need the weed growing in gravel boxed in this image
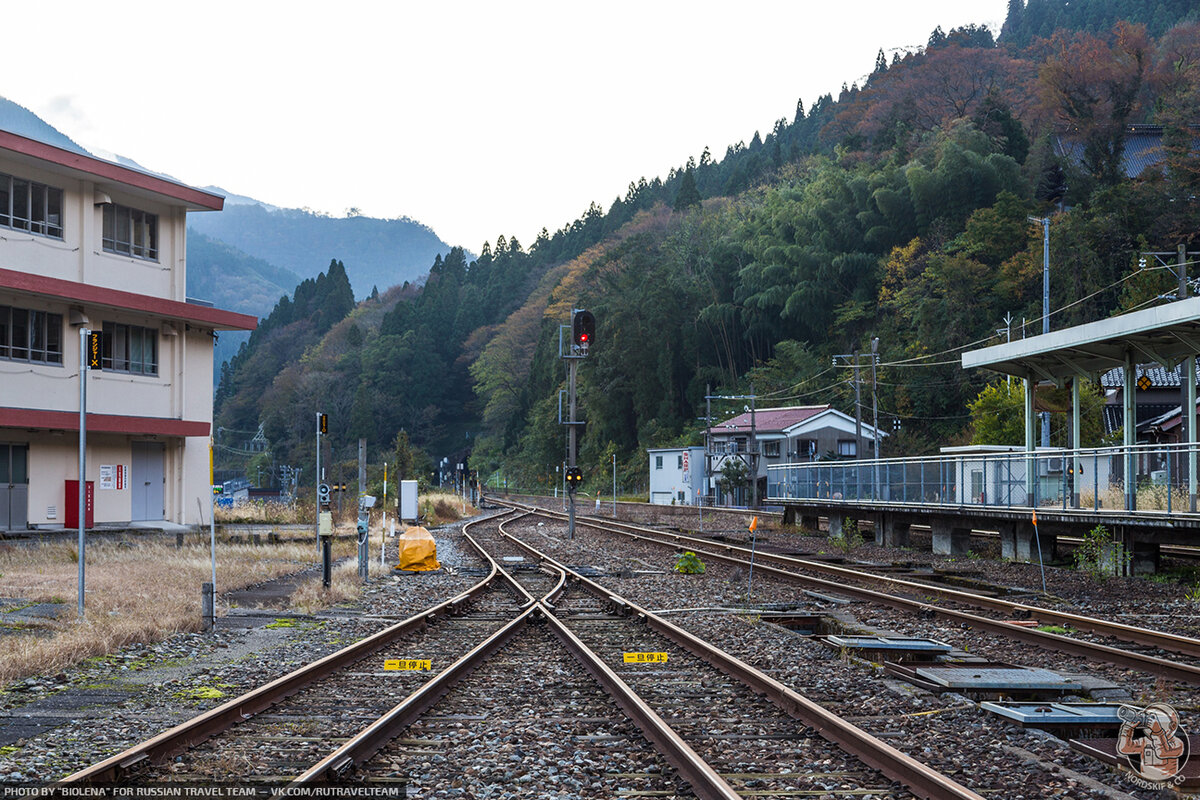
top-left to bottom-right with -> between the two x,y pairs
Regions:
1035,624 -> 1075,635
174,685 -> 229,702
673,551 -> 706,574
1073,524 -> 1130,580
829,522 -> 864,554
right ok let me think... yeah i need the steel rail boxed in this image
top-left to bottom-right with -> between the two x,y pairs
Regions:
496,514 -> 985,800
294,525 -> 573,782
502,502 -> 1200,686
296,536 -> 743,800
293,604 -> 540,783
600,510 -> 1200,659
539,605 -> 743,800
59,510 -> 518,785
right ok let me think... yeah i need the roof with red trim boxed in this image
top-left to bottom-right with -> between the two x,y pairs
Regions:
708,405 -> 831,434
0,129 -> 223,211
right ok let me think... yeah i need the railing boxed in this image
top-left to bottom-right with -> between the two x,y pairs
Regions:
766,442 -> 1200,517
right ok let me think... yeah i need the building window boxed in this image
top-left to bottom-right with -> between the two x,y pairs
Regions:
677,491 -> 685,502
798,439 -> 817,458
677,454 -> 683,469
102,204 -> 158,261
763,441 -> 780,458
0,173 -> 63,238
0,305 -> 62,364
101,322 -> 158,375
837,440 -> 857,457
655,455 -> 663,469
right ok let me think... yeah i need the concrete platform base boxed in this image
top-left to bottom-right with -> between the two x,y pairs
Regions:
931,519 -> 970,556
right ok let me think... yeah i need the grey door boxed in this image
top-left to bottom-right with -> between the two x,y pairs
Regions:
0,444 -> 28,531
131,442 -> 165,521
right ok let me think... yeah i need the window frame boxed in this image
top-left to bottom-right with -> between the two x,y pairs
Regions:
762,441 -> 780,458
101,203 -> 158,261
0,173 -> 64,239
837,439 -> 857,457
0,305 -> 63,365
655,455 -> 663,470
101,321 -> 159,376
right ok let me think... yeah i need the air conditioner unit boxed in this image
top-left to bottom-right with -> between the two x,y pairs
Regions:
1150,469 -> 1168,486
1039,457 -> 1064,475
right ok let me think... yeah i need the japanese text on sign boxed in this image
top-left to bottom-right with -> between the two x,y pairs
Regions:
384,659 -> 432,671
623,652 -> 669,663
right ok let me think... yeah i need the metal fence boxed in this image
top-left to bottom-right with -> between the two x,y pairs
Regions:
767,442 -> 1200,516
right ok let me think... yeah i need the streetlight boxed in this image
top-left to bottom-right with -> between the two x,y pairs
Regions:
1028,215 -> 1051,449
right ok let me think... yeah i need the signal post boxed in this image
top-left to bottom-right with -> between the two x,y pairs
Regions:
562,309 -> 594,539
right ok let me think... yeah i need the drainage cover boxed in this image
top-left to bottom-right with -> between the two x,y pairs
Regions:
981,701 -> 1125,729
825,635 -> 952,655
907,664 -> 1082,693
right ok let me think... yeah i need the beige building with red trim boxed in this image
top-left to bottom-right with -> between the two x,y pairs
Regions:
0,130 -> 256,529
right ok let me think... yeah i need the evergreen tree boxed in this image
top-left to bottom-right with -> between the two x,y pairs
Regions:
673,168 -> 701,211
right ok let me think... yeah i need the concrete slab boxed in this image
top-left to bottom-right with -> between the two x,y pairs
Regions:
981,701 -> 1125,729
912,664 -> 1082,692
825,635 -> 953,655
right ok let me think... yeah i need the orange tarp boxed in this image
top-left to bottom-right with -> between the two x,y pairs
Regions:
396,525 -> 440,571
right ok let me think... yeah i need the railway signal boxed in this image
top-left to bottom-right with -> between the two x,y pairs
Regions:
565,466 -> 583,493
572,309 -> 595,352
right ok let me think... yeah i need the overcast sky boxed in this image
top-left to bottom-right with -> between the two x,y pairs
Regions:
5,1 -> 1007,252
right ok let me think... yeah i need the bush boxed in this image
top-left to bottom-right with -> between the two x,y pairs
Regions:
674,551 -> 706,574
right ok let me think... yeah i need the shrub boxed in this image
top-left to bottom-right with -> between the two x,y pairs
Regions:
674,551 -> 706,574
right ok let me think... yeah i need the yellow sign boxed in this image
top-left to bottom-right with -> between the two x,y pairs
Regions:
384,659 -> 432,671
87,331 -> 102,370
623,652 -> 668,663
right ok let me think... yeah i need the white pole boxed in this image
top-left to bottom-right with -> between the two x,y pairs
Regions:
209,438 -> 217,592
612,454 -> 616,516
77,328 -> 88,618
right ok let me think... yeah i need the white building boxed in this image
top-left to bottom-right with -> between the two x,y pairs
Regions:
0,130 -> 255,530
647,446 -> 706,505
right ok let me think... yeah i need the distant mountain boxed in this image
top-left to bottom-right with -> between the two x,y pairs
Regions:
187,202 -> 457,300
0,97 -> 88,153
185,231 -> 302,367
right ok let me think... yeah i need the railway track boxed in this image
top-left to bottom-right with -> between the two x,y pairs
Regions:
494,499 -> 1200,686
56,508 -> 987,799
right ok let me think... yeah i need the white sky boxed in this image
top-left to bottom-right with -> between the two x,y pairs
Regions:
4,1 -> 1007,253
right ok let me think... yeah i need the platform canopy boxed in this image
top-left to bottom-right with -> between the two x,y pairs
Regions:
962,296 -> 1200,381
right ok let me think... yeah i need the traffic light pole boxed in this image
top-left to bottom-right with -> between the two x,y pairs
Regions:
568,357 -> 578,540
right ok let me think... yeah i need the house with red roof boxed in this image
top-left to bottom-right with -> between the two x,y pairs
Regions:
706,404 -> 886,506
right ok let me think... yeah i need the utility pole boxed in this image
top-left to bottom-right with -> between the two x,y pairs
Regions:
1028,216 -> 1051,449
1140,246 -> 1200,511
705,390 -> 760,507
705,385 -> 712,507
357,438 -> 368,582
834,353 -> 865,459
750,385 -> 757,507
78,327 -> 90,618
871,337 -> 880,499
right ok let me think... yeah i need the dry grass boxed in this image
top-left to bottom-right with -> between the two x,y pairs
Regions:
0,533 -> 356,687
420,490 -> 478,527
215,498 -> 315,525
1078,484 -> 1190,512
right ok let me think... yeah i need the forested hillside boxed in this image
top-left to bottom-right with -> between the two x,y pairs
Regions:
215,1 -> 1200,493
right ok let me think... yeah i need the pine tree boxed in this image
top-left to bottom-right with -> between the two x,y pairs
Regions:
673,168 -> 701,212
873,48 -> 888,74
